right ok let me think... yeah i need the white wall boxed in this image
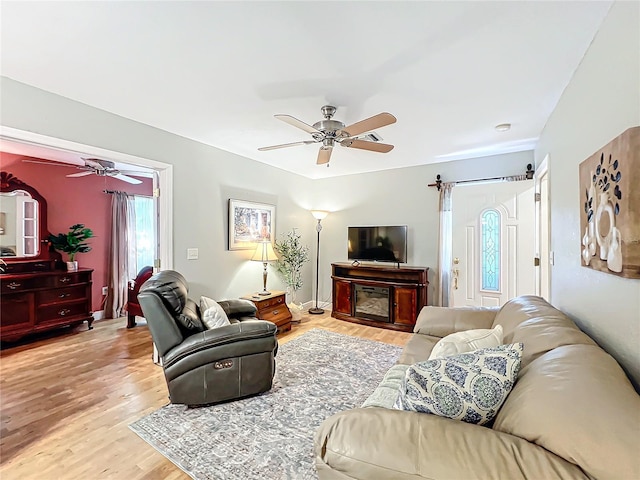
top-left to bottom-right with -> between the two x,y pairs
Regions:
311,151 -> 534,308
534,1 -> 640,388
0,77 -> 317,303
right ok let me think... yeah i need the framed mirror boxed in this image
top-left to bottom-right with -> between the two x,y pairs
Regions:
0,171 -> 54,265
0,190 -> 39,257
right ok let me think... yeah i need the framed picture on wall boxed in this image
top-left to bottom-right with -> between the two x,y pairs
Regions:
228,199 -> 276,250
579,126 -> 639,278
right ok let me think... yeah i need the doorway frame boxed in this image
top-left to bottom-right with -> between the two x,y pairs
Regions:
534,154 -> 550,300
0,126 -> 173,272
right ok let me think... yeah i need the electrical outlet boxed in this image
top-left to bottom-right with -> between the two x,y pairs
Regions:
187,248 -> 199,260
102,286 -> 108,296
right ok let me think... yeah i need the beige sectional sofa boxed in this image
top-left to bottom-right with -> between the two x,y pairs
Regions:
315,295 -> 640,479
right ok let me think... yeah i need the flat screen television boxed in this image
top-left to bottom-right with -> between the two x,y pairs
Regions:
348,225 -> 407,264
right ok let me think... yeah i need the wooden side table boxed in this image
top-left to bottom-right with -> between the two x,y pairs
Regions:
241,290 -> 292,333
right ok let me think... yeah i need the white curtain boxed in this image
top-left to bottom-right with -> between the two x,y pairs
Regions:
105,192 -> 136,319
437,183 -> 454,307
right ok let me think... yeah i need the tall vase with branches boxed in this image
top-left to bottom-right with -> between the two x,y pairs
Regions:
273,229 -> 309,317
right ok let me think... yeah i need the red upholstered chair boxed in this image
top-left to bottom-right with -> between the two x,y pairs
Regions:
126,266 -> 154,328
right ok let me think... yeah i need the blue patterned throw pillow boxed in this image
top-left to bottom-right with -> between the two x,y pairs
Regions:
393,343 -> 523,425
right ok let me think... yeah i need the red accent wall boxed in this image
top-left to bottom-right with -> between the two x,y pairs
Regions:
0,153 -> 153,314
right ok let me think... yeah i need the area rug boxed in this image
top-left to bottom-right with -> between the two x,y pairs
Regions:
129,328 -> 402,480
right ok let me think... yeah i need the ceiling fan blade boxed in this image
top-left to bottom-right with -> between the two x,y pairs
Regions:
112,173 -> 142,184
317,146 -> 333,165
22,159 -> 75,168
66,171 -> 94,178
341,112 -> 397,137
119,169 -> 151,177
274,114 -> 322,134
258,140 -> 317,151
344,139 -> 394,153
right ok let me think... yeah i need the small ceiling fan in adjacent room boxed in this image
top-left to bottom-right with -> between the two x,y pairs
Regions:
258,105 -> 397,166
22,158 -> 144,184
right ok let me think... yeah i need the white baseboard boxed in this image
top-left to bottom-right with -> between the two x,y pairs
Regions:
92,310 -> 105,321
302,300 -> 332,311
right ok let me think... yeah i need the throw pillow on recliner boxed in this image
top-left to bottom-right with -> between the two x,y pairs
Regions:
394,343 -> 523,426
200,296 -> 231,329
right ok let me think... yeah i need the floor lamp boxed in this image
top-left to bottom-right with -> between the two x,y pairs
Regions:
309,210 -> 329,314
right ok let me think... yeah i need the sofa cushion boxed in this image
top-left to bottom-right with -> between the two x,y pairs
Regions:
176,298 -> 205,332
493,344 -> 640,480
316,407 -> 592,480
414,305 -> 499,337
494,296 -> 596,368
217,299 -> 258,317
394,343 -> 523,425
396,334 -> 440,365
200,296 -> 231,329
362,364 -> 410,409
429,325 -> 503,360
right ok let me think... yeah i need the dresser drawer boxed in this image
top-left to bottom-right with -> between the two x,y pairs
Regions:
37,301 -> 89,323
1,278 -> 39,294
0,292 -> 35,330
257,303 -> 292,327
37,285 -> 88,305
49,272 -> 91,288
257,295 -> 286,310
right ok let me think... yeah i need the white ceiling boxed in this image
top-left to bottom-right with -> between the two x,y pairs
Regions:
0,1 -> 612,179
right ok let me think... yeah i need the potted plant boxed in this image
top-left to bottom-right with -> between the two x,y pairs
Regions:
273,228 -> 309,320
48,224 -> 94,272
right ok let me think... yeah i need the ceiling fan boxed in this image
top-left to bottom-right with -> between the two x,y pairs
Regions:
22,158 -> 144,184
258,105 -> 397,165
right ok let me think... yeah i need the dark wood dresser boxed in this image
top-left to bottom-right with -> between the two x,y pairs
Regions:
1,267 -> 93,342
0,171 -> 94,343
241,290 -> 292,333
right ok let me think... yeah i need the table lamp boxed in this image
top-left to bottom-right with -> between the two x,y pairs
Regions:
252,240 -> 278,295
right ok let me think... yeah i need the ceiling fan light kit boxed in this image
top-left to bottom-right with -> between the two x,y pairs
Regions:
259,105 -> 396,166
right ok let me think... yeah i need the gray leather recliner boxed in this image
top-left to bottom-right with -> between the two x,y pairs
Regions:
138,270 -> 278,406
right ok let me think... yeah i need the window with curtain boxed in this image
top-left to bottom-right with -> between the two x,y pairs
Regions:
481,209 -> 500,291
132,195 -> 155,277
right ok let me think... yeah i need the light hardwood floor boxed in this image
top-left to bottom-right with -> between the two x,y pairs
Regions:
0,312 -> 411,480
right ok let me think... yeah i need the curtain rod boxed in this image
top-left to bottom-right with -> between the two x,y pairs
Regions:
103,190 -> 152,198
103,190 -> 130,194
427,163 -> 535,191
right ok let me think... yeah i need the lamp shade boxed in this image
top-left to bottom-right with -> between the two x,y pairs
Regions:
251,241 -> 278,262
311,210 -> 329,220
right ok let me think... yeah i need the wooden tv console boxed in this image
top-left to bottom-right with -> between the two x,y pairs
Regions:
331,262 -> 429,332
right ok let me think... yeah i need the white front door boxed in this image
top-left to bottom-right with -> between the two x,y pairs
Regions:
451,181 -> 536,307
